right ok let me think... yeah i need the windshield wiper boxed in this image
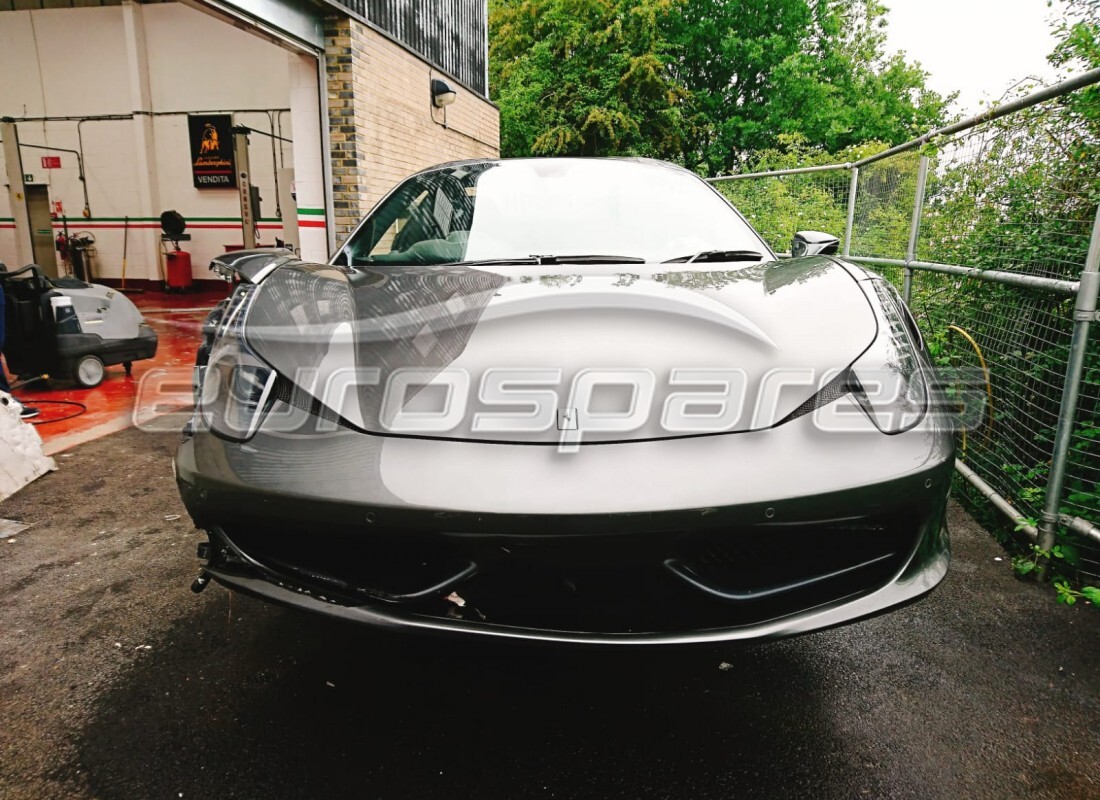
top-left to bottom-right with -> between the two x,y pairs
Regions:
663,249 -> 766,264
534,254 -> 646,265
451,254 -> 646,267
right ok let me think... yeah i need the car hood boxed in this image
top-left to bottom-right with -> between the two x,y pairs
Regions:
242,257 -> 877,444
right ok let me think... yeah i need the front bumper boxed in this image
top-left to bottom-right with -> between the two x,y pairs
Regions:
176,427 -> 952,644
204,546 -> 947,645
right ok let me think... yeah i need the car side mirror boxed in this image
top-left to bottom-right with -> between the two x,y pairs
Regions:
208,247 -> 295,284
791,231 -> 840,257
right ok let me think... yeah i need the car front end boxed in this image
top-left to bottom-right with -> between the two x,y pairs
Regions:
175,157 -> 957,645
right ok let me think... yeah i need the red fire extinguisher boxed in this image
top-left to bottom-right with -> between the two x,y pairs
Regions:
55,233 -> 69,264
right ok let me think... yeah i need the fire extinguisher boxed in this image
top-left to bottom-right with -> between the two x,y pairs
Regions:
55,232 -> 69,265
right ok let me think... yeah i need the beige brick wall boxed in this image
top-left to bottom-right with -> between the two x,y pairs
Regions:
324,16 -> 500,242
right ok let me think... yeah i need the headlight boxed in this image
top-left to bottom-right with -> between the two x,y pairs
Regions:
847,280 -> 928,434
198,284 -> 276,441
775,280 -> 928,433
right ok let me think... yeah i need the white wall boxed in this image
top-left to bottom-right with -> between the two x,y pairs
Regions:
0,3 -> 301,281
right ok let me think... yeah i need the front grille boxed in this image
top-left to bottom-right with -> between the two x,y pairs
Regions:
676,518 -> 904,601
214,510 -> 924,634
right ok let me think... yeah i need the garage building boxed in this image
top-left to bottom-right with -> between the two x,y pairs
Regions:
0,0 -> 500,286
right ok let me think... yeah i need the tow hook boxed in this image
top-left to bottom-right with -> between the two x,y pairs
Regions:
191,571 -> 211,594
191,540 -> 213,593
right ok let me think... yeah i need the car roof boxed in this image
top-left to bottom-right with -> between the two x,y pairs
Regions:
409,156 -> 700,179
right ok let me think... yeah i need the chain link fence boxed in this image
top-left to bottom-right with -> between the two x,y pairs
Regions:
710,69 -> 1100,583
716,166 -> 853,256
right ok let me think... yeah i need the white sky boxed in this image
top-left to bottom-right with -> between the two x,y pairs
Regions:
883,0 -> 1066,114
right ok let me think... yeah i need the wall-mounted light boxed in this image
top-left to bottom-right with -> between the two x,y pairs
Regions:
431,78 -> 457,108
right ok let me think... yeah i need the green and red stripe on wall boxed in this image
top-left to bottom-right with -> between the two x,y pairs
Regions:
296,207 -> 327,229
0,210 -> 327,230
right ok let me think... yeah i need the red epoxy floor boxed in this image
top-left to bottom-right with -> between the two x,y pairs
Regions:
9,287 -> 229,454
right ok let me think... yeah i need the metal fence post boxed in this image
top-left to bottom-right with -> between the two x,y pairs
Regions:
842,167 -> 859,257
903,155 -> 930,305
1037,203 -> 1100,558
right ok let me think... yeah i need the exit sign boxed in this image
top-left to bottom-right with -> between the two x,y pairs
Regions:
41,156 -> 61,169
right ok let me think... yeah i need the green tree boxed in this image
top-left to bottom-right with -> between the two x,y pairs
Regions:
667,0 -> 950,173
661,0 -> 814,170
1050,0 -> 1100,138
490,0 -> 686,158
489,0 -> 952,172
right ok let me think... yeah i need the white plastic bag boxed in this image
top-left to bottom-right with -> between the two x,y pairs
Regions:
0,393 -> 57,502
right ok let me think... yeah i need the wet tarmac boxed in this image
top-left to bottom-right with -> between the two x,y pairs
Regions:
1,428 -> 1097,799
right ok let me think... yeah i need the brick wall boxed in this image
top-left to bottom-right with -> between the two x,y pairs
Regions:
324,16 -> 500,242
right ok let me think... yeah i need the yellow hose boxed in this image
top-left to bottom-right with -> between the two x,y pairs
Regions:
945,324 -> 995,457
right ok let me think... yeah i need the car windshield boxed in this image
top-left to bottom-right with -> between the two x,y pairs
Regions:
336,159 -> 771,267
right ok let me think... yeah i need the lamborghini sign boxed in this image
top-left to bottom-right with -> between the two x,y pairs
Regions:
188,114 -> 237,189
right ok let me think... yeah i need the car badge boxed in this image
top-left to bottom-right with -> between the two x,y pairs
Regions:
557,408 -> 578,431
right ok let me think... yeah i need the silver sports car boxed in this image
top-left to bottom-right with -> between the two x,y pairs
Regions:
175,158 -> 953,644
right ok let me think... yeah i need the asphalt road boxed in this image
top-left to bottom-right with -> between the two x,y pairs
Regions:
1,427 -> 1097,800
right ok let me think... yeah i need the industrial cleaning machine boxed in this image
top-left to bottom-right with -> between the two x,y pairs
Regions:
1,264 -> 158,388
